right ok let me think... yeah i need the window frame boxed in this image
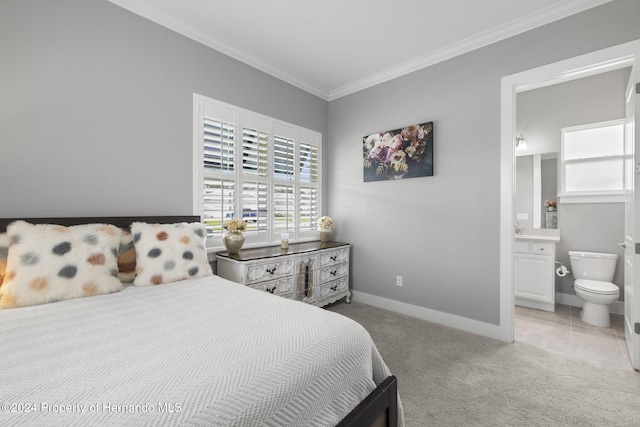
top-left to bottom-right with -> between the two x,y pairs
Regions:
193,94 -> 322,251
559,119 -> 625,204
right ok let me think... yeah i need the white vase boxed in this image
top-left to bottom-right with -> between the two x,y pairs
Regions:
318,229 -> 332,242
223,232 -> 245,254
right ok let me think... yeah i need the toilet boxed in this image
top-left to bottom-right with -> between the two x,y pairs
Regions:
568,251 -> 619,327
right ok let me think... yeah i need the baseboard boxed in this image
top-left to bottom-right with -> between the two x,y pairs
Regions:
350,290 -> 504,341
556,292 -> 625,316
349,291 -> 625,344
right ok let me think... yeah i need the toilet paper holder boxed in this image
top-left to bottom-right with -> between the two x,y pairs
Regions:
554,261 -> 570,277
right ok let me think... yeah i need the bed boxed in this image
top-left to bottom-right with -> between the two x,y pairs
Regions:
0,216 -> 402,427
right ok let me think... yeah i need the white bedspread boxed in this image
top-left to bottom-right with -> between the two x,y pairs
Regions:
0,275 -> 397,426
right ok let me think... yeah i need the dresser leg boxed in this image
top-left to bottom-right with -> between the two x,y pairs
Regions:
345,291 -> 351,304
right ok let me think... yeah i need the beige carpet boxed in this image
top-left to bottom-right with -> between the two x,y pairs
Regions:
325,301 -> 640,427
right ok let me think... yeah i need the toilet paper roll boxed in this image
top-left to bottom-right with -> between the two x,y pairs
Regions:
556,266 -> 567,277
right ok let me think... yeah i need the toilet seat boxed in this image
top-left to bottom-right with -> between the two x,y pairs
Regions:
575,279 -> 618,295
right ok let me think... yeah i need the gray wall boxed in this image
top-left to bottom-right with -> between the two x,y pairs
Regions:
327,0 -> 640,325
516,69 -> 627,300
0,0 -> 328,218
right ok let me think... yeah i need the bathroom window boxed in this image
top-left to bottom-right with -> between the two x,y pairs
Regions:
559,119 -> 625,203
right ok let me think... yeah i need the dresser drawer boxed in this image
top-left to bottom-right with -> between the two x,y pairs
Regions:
318,248 -> 349,267
249,276 -> 294,297
318,262 -> 348,283
318,277 -> 349,302
245,258 -> 294,284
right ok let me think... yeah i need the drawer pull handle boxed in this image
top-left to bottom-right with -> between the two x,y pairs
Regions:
266,266 -> 277,275
330,255 -> 337,261
330,270 -> 337,276
266,286 -> 276,294
330,285 -> 338,291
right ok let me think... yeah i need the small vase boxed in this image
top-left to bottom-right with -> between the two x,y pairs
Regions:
223,231 -> 245,254
318,229 -> 332,243
546,206 -> 557,212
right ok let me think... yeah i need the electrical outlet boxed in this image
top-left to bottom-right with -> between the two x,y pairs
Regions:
396,275 -> 403,287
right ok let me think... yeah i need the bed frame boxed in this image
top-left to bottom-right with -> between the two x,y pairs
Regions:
0,215 -> 399,427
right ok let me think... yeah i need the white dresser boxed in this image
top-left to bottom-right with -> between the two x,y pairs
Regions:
216,242 -> 351,307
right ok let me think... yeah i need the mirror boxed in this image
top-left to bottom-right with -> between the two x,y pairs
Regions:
515,152 -> 557,229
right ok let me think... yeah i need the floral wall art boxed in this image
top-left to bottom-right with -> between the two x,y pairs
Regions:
362,121 -> 433,182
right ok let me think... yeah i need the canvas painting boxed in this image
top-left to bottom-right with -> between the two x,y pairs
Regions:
363,121 -> 433,182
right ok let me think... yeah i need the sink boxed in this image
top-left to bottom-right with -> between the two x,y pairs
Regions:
515,227 -> 560,242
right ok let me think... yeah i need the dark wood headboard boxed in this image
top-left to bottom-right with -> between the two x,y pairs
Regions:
0,216 -> 200,233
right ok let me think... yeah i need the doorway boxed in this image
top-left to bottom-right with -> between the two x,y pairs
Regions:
512,73 -> 632,370
499,40 -> 640,349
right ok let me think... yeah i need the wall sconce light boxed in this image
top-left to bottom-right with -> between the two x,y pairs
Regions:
516,134 -> 527,149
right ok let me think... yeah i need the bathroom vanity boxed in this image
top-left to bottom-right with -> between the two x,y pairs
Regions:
514,228 -> 560,312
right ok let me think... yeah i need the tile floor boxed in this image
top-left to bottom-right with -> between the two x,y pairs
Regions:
515,304 -> 635,372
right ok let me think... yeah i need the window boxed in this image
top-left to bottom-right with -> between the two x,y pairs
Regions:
560,119 -> 625,203
194,94 -> 322,250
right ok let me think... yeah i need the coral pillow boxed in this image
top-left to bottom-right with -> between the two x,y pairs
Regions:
0,221 -> 123,309
131,222 -> 212,286
117,229 -> 136,283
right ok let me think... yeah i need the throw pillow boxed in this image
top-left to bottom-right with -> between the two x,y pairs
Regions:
131,222 -> 212,286
0,221 -> 123,309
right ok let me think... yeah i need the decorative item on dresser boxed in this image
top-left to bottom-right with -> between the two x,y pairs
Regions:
216,241 -> 351,307
222,218 -> 247,254
317,215 -> 334,243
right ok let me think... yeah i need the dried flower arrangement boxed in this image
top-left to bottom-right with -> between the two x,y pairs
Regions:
223,218 -> 247,233
317,216 -> 334,231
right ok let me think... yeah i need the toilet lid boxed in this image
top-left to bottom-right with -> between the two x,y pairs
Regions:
575,279 -> 619,295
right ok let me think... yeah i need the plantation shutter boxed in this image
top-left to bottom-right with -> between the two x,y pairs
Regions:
240,115 -> 270,237
299,141 -> 319,230
195,94 -> 322,249
198,101 -> 237,240
203,118 -> 235,172
203,178 -> 235,235
274,135 -> 295,180
273,184 -> 295,231
242,127 -> 268,177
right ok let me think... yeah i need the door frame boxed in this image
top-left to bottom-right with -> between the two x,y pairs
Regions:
499,39 -> 640,343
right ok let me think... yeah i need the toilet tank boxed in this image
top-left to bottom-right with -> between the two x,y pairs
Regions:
568,251 -> 618,282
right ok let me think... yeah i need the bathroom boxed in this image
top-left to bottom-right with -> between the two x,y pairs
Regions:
514,67 -> 630,369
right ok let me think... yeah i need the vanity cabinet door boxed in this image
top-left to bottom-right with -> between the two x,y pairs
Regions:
515,254 -> 554,302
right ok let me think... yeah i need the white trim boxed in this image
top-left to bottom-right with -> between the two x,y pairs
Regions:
500,39 -> 640,344
351,290 -> 504,341
330,0 -> 613,100
108,0 -> 613,101
558,192 -> 625,203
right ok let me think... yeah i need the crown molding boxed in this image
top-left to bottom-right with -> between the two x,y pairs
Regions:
328,0 -> 613,100
108,0 -> 613,102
